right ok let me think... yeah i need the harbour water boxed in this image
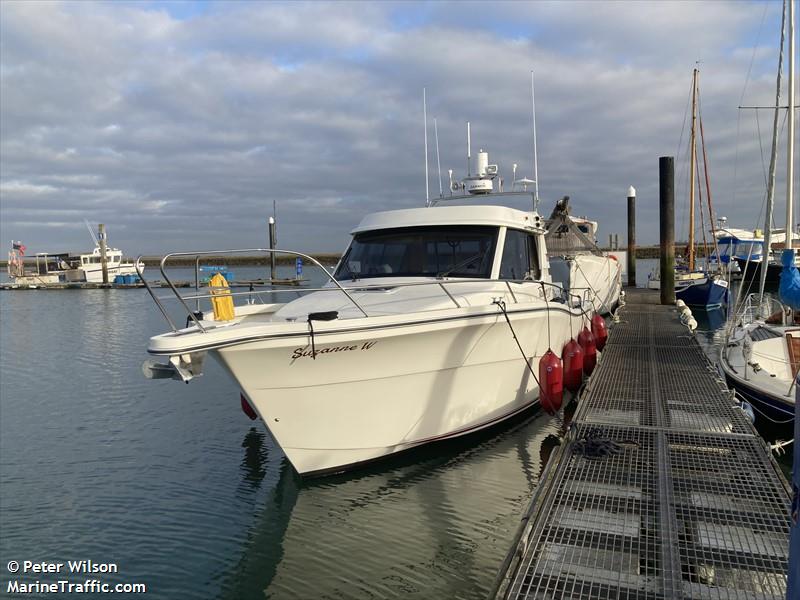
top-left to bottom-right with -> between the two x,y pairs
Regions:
0,260 -> 791,598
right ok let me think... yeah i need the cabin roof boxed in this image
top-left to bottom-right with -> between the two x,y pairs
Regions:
351,205 -> 543,234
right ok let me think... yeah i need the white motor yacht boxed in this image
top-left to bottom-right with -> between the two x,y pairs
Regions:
140,153 -> 621,476
62,245 -> 143,283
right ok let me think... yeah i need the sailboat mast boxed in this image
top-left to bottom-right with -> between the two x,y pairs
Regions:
787,0 -> 796,241
689,68 -> 698,272
760,0 -> 787,302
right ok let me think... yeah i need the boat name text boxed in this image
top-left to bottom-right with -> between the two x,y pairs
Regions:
291,341 -> 377,360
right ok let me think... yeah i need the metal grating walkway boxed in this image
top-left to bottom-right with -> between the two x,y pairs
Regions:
493,301 -> 791,600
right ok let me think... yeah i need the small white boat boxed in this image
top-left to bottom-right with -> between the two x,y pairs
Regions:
7,226 -> 143,284
140,150 -> 621,476
6,250 -> 65,285
720,294 -> 797,425
545,196 -> 623,313
62,245 -> 143,283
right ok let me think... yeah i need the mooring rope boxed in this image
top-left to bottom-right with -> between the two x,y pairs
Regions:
493,299 -> 540,387
733,390 -> 795,424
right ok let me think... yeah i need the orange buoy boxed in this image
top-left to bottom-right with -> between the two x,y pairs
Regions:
538,349 -> 564,414
561,339 -> 584,392
591,313 -> 609,351
578,326 -> 597,375
240,393 -> 258,420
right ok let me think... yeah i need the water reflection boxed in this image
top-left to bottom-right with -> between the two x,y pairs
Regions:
239,428 -> 269,490
221,406 -> 568,599
694,306 -> 727,332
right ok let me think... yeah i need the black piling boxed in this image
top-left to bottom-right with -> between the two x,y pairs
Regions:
659,157 -> 675,305
268,216 -> 277,280
627,186 -> 636,287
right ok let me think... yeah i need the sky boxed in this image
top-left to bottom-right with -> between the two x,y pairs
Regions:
0,0 -> 795,256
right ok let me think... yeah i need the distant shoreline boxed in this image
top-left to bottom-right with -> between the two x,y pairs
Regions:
0,253 -> 344,268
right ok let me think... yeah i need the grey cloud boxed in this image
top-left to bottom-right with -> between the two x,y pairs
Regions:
0,0 -> 792,256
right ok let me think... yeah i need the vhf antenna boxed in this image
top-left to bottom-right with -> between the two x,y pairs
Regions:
531,70 -> 540,211
423,88 -> 430,206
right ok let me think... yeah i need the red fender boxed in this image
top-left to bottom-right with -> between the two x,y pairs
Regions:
562,339 -> 584,392
578,326 -> 597,375
591,313 -> 609,351
538,349 -> 564,414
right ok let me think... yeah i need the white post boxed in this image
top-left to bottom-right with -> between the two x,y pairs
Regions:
787,0 -> 796,241
467,121 -> 471,176
423,88 -> 430,206
434,117 -> 442,198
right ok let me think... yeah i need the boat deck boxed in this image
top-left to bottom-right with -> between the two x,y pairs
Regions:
492,290 -> 792,599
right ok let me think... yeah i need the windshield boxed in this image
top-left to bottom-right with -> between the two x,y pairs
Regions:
335,226 -> 498,280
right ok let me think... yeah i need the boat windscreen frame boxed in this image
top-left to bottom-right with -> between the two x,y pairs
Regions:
334,225 -> 499,281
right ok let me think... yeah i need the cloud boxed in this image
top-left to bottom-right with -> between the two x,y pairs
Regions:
0,0 -> 792,255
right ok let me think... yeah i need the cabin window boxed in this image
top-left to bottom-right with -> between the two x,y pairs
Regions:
499,229 -> 540,280
335,226 -> 498,280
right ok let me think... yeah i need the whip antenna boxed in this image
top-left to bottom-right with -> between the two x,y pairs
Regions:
434,118 -> 443,198
423,88 -> 430,206
531,71 -> 540,211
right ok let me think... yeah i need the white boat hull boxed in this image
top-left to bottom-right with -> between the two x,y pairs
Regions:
550,254 -> 622,314
65,263 -> 141,283
720,322 -> 797,423
214,304 -> 582,475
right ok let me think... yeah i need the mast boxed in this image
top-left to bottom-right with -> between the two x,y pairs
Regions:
787,0 -> 796,240
689,68 -> 698,272
760,0 -> 787,301
698,112 -> 719,271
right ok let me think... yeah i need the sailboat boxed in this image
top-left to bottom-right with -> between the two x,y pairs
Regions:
651,69 -> 729,307
721,0 -> 796,427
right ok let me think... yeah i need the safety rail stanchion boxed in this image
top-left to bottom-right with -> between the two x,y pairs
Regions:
136,255 -> 179,332
160,255 -> 206,332
195,256 -> 201,313
147,249 -> 370,332
437,282 -> 461,308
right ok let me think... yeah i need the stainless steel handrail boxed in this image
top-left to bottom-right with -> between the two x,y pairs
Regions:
139,248 -> 595,332
136,255 -> 179,332
136,249 -> 369,333
151,277 -> 578,307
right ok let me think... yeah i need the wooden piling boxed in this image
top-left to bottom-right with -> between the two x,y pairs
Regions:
659,157 -> 675,304
98,223 -> 109,284
627,186 -> 636,287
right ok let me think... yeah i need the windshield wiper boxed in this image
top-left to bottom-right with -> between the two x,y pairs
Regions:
437,250 -> 487,278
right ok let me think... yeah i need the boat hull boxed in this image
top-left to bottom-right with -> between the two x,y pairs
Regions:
722,372 -> 794,423
675,277 -> 728,308
549,254 -> 622,315
214,306 -> 582,475
734,258 -> 782,284
719,333 -> 795,428
65,264 -> 140,283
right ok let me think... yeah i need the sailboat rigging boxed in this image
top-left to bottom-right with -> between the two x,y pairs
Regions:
721,0 -> 798,428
